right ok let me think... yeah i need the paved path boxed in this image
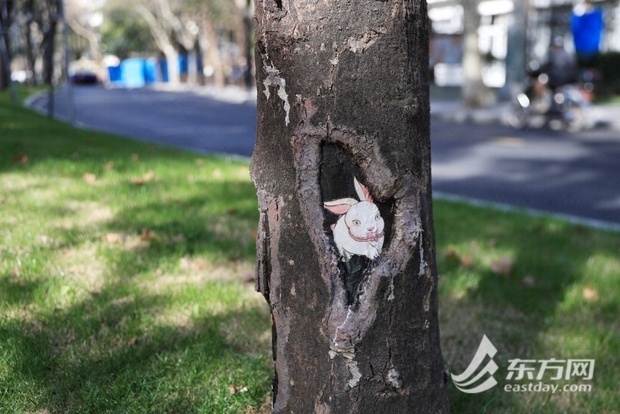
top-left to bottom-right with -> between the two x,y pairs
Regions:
28,85 -> 620,228
29,85 -> 257,158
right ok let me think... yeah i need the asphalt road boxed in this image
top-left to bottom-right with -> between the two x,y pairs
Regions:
29,85 -> 620,227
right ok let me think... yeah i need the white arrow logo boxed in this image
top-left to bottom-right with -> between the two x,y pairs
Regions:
451,335 -> 499,394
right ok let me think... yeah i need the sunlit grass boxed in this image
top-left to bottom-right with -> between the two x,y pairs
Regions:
435,201 -> 620,413
2,90 -> 619,413
1,92 -> 271,414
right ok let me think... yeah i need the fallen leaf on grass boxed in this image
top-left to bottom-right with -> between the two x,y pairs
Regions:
140,228 -> 157,241
459,254 -> 473,268
179,257 -> 210,270
491,256 -> 513,276
130,170 -> 155,186
103,232 -> 125,244
446,248 -> 473,268
83,172 -> 97,184
12,154 -> 28,164
582,287 -> 599,302
228,385 -> 248,395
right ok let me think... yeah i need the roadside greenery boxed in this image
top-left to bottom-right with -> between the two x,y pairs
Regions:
1,91 -> 618,413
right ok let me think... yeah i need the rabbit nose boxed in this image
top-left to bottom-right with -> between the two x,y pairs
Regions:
367,226 -> 375,232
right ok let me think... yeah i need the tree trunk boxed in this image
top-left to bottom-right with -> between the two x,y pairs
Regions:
25,5 -> 38,87
0,1 -> 12,92
134,2 -> 180,85
199,9 -> 225,88
461,0 -> 494,107
251,1 -> 449,412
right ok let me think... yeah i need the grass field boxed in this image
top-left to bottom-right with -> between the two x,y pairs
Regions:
1,90 -> 618,413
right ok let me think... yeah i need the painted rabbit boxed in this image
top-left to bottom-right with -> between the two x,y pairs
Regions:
324,177 -> 385,260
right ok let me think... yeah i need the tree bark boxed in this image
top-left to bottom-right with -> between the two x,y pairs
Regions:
198,8 -> 225,88
251,1 -> 449,412
0,0 -> 13,93
134,1 -> 181,85
461,0 -> 494,107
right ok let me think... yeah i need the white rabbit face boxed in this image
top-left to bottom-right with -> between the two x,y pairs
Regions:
323,177 -> 385,260
344,201 -> 384,241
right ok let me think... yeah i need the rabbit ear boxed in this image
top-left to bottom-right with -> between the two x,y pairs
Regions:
354,177 -> 373,203
324,198 -> 357,215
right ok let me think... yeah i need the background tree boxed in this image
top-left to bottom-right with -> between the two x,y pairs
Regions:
101,4 -> 156,59
132,0 -> 182,85
0,0 -> 15,93
40,0 -> 60,86
65,0 -> 102,62
251,0 -> 449,412
461,0 -> 493,107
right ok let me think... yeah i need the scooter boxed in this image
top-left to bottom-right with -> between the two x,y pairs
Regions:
507,71 -> 591,132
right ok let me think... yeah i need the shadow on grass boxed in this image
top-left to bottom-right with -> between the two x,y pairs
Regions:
1,103 -> 270,412
0,282 -> 270,413
434,201 -> 620,413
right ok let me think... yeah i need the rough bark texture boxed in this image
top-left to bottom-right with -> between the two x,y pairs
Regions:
251,1 -> 449,412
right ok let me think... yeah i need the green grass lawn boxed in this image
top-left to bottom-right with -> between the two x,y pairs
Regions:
1,90 -> 618,413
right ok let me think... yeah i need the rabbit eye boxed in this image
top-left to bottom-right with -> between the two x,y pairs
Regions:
375,214 -> 380,220
352,219 -> 361,226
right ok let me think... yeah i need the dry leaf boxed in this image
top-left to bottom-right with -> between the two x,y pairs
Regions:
83,172 -> 97,184
128,337 -> 139,346
103,232 -> 124,243
140,228 -> 157,241
228,385 -> 248,395
446,248 -> 459,262
131,170 -> 155,186
491,256 -> 513,276
13,154 -> 28,164
179,257 -> 210,270
459,254 -> 474,268
582,287 -> 599,302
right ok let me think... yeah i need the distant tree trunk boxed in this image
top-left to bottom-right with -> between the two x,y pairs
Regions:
135,2 -> 180,85
24,3 -> 38,87
251,1 -> 449,413
233,0 -> 254,88
461,0 -> 493,107
0,0 -> 13,92
198,9 -> 224,88
41,0 -> 60,87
